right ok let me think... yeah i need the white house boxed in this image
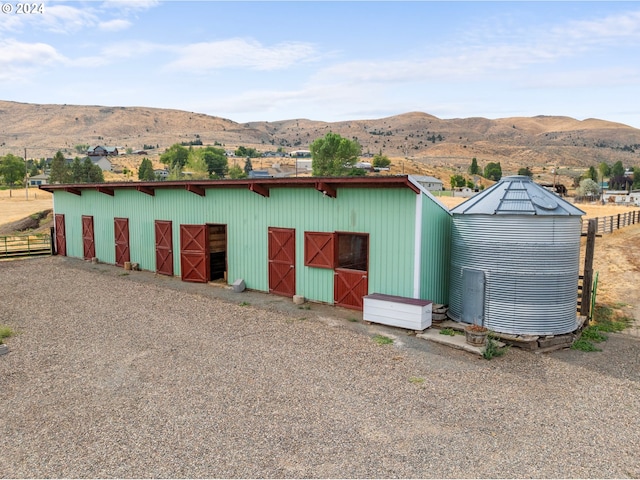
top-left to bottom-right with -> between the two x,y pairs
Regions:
28,173 -> 49,186
412,175 -> 444,192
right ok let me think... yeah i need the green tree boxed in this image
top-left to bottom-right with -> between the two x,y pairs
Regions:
598,162 -> 611,180
228,164 -> 247,179
586,166 -> 597,182
70,157 -> 84,182
0,154 -> 25,192
483,162 -> 502,181
243,157 -> 253,175
74,144 -> 89,154
49,151 -> 71,184
184,148 -> 210,180
468,157 -> 480,175
611,160 -> 625,178
202,147 -> 228,178
517,166 -> 533,177
372,153 -> 391,169
29,163 -> 39,177
235,146 -> 260,158
138,157 -> 155,181
160,144 -> 189,169
80,158 -> 104,183
576,178 -> 600,197
310,132 -> 361,176
450,174 -> 466,188
167,164 -> 184,180
634,167 -> 640,189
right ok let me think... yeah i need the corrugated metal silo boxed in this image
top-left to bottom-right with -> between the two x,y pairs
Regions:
448,176 -> 585,335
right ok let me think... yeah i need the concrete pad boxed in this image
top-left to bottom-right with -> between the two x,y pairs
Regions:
417,328 -> 505,356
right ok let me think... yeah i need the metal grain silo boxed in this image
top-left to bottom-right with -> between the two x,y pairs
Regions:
448,176 -> 585,335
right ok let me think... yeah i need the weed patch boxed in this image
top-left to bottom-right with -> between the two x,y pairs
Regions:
409,376 -> 425,385
482,335 -> 509,360
0,325 -> 14,344
347,317 -> 358,323
439,328 -> 456,336
239,301 -> 250,307
571,338 -> 602,352
373,334 -> 393,345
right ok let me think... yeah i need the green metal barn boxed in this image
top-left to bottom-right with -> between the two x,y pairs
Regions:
41,176 -> 451,310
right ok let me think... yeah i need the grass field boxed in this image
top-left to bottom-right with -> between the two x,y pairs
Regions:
0,188 -> 53,224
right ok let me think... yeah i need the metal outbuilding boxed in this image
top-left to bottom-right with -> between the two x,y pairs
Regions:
448,175 -> 585,335
41,176 -> 451,310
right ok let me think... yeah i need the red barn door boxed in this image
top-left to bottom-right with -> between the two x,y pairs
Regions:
114,218 -> 130,267
81,215 -> 95,260
155,220 -> 174,276
268,227 -> 296,297
180,224 -> 209,283
54,214 -> 66,256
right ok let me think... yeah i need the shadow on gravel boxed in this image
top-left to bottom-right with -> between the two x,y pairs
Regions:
549,334 -> 640,383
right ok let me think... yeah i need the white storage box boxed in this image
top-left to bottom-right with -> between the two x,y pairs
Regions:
363,293 -> 432,330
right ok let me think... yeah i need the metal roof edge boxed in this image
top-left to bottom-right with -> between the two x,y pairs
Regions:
407,175 -> 452,216
38,175 -> 422,194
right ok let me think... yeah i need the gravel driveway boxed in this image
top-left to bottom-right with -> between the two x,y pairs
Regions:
1,257 -> 639,478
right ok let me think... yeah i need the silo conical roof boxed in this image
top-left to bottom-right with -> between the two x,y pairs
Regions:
450,175 -> 585,216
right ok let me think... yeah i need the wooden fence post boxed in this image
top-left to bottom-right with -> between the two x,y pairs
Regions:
50,226 -> 56,255
580,219 -> 597,318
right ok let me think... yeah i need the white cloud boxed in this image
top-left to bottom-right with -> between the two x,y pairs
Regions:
36,4 -> 99,34
100,0 -> 160,14
99,19 -> 133,32
0,39 -> 67,79
165,38 -> 317,72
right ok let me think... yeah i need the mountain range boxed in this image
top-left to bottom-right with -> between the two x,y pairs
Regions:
1,100 -> 639,179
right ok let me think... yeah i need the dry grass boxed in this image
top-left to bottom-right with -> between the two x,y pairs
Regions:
0,188 -> 53,224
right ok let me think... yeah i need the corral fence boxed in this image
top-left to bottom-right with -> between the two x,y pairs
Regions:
581,210 -> 640,235
0,228 -> 53,259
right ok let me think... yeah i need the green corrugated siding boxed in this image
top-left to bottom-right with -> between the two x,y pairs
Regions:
420,195 -> 452,304
53,185 -> 450,304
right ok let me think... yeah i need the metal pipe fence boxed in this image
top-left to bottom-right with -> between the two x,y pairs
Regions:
581,210 -> 640,235
0,233 -> 52,258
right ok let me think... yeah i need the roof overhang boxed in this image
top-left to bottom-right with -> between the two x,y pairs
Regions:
39,176 -> 422,198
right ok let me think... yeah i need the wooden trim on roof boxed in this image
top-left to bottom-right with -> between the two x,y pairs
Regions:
315,181 -> 336,198
249,183 -> 269,198
136,185 -> 155,196
39,176 -> 423,196
96,186 -> 115,196
186,184 -> 205,197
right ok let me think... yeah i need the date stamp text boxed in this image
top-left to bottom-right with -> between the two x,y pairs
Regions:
1,3 -> 44,14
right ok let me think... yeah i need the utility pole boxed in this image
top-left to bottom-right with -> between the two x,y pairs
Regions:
25,147 -> 28,200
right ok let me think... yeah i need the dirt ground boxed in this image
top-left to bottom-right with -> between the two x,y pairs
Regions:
0,188 -> 53,224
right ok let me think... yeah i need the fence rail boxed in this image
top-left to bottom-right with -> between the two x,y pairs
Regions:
0,233 -> 52,258
581,210 -> 640,235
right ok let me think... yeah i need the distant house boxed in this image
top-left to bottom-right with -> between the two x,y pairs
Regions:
248,170 -> 272,178
154,169 -> 169,180
90,156 -> 113,172
412,175 -> 444,192
28,173 -> 49,186
87,146 -> 119,157
289,150 -> 311,158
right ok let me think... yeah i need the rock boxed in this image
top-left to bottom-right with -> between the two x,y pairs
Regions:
232,279 -> 246,293
293,295 -> 305,305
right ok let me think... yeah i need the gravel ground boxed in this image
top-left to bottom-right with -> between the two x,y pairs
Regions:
1,256 -> 639,479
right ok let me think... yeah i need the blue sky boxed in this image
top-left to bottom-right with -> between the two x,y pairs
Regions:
1,1 -> 640,128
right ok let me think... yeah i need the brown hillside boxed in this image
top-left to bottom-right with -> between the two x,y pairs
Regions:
1,100 -> 639,187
